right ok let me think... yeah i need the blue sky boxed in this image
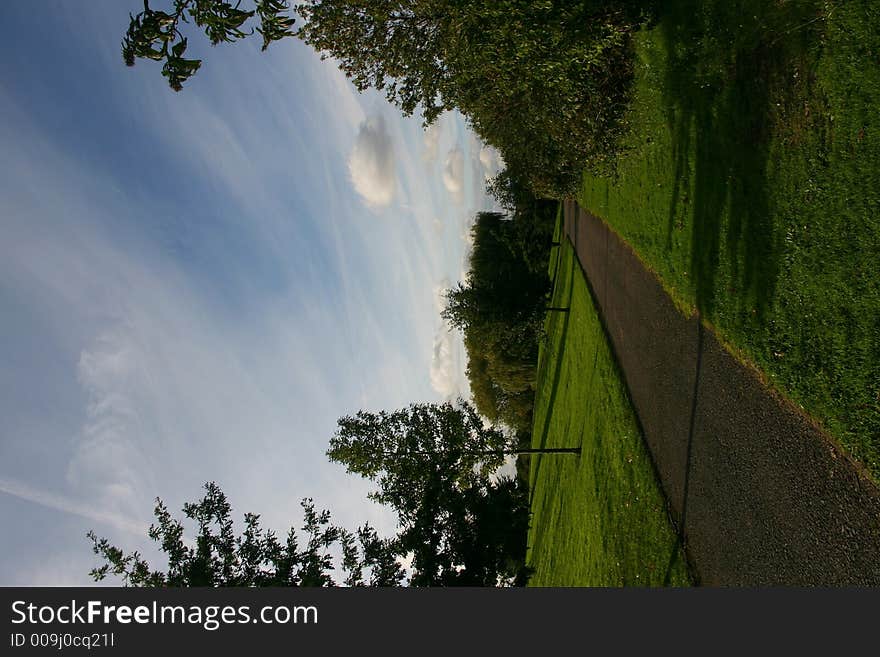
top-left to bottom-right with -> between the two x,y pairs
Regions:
0,2 -> 502,585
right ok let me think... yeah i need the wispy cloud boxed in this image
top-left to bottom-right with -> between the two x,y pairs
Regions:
71,328 -> 151,521
0,476 -> 148,537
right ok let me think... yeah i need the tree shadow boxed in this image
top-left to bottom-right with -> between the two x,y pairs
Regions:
657,0 -> 823,319
663,321 -> 704,586
529,250 -> 575,508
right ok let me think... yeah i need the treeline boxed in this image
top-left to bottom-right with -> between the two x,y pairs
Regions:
121,0 -> 652,196
443,174 -> 558,474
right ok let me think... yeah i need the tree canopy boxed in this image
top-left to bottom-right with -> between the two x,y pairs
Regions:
295,0 -> 455,124
88,482 -> 403,586
329,400 -> 511,521
328,400 -> 531,585
397,473 -> 531,586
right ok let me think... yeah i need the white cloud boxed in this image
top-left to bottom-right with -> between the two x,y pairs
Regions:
432,278 -> 452,316
479,145 -> 504,181
442,146 -> 465,204
430,330 -> 459,399
429,280 -> 464,399
423,122 -> 442,161
349,115 -> 396,207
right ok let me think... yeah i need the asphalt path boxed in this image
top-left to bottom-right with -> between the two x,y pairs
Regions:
564,200 -> 880,585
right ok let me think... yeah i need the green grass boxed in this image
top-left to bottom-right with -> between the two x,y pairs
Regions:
581,0 -> 880,478
526,209 -> 690,586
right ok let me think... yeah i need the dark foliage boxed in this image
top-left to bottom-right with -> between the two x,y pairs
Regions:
329,400 -> 532,585
88,482 -> 404,586
443,203 -> 555,434
122,0 -> 295,90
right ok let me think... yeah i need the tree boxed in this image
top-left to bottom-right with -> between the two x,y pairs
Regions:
328,400 -> 577,585
329,400 -> 510,518
487,167 -> 559,275
329,401 -> 523,585
87,481 -> 404,586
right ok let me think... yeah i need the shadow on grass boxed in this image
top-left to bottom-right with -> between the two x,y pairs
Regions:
658,1 -> 824,318
649,1 -> 830,584
529,253 -> 575,508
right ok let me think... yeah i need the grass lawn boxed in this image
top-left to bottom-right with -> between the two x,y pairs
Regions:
581,0 -> 880,479
526,208 -> 690,586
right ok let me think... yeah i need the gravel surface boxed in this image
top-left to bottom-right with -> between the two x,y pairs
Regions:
564,200 -> 880,585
